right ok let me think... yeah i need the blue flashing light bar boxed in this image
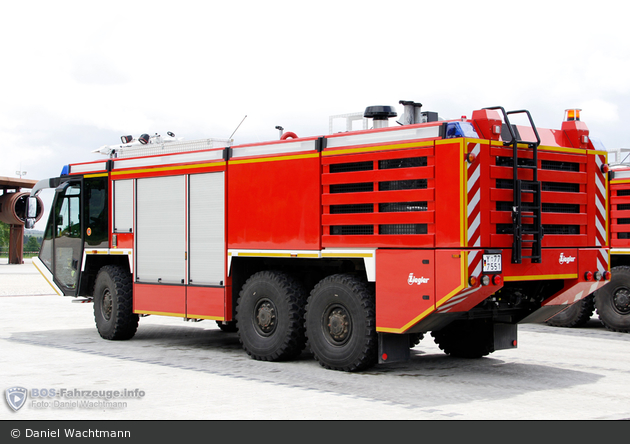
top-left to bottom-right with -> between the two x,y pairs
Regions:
445,121 -> 479,139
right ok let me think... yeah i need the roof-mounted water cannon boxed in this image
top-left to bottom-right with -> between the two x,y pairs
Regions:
364,105 -> 397,129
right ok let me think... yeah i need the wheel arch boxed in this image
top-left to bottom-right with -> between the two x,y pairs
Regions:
79,254 -> 132,297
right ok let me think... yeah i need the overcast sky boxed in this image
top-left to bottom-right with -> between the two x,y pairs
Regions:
2,0 -> 629,186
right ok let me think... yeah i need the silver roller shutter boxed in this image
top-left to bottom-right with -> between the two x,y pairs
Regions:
136,175 -> 186,284
189,172 -> 225,285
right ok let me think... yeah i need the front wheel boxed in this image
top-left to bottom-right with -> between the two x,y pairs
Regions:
595,266 -> 630,333
93,265 -> 138,340
305,274 -> 377,372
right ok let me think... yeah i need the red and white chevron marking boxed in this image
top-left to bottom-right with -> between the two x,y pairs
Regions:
594,154 -> 609,274
594,154 -> 608,248
437,143 -> 483,313
467,142 -> 481,249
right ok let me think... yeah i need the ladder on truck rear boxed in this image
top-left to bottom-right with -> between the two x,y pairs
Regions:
485,107 -> 543,264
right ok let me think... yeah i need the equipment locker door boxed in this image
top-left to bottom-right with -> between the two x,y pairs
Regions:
133,172 -> 226,319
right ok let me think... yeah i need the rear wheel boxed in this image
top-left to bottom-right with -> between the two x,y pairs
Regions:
305,274 -> 377,372
93,265 -> 138,340
595,266 -> 630,333
545,296 -> 595,328
432,319 -> 494,358
236,271 -> 307,361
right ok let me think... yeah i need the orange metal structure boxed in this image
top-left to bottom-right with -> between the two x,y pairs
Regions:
29,102 -> 611,371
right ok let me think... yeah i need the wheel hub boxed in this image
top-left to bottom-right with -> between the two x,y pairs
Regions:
327,306 -> 350,343
613,288 -> 630,314
102,290 -> 113,321
255,299 -> 277,335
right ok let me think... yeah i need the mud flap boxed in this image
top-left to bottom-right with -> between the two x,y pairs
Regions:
378,333 -> 411,364
494,323 -> 518,351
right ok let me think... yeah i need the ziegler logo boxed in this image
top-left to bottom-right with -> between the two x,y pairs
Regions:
408,273 -> 430,285
559,253 -> 576,265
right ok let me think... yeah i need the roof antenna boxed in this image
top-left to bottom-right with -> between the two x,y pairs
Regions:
228,115 -> 247,146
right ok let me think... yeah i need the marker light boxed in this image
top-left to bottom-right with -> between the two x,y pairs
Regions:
604,271 -> 612,281
564,109 -> 582,121
466,152 -> 476,163
601,163 -> 610,174
584,271 -> 594,281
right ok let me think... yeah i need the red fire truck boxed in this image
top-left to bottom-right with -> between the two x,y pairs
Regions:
28,101 -> 611,371
547,151 -> 630,332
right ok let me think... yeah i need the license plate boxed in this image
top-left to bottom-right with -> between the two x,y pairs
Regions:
483,253 -> 502,273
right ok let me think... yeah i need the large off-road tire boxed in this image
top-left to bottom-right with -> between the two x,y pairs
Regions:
595,266 -> 630,333
236,271 -> 307,361
305,274 -> 377,372
545,295 -> 595,328
431,319 -> 495,358
93,265 -> 138,340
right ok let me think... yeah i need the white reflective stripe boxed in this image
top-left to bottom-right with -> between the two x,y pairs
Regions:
468,213 -> 480,241
595,174 -> 606,203
471,143 -> 481,157
596,218 -> 606,245
612,169 -> 630,179
573,290 -> 584,303
231,139 -> 317,159
438,286 -> 481,311
114,149 -> 224,170
228,248 -> 377,282
82,249 -> 133,273
596,195 -> 607,223
467,167 -> 480,193
325,126 -> 440,149
468,189 -> 480,217
70,162 -> 107,174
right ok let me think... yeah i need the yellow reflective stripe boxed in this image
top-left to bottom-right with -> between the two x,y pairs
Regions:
321,252 -> 373,258
111,161 -> 225,176
323,140 -> 434,157
134,310 -> 185,318
538,146 -> 586,155
186,314 -> 224,321
504,274 -> 578,282
84,173 -> 108,178
230,153 -> 319,165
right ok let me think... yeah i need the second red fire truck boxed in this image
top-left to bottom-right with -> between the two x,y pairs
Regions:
28,101 -> 611,371
547,150 -> 630,333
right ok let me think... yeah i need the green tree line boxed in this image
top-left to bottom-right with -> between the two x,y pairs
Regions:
0,221 -> 42,254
